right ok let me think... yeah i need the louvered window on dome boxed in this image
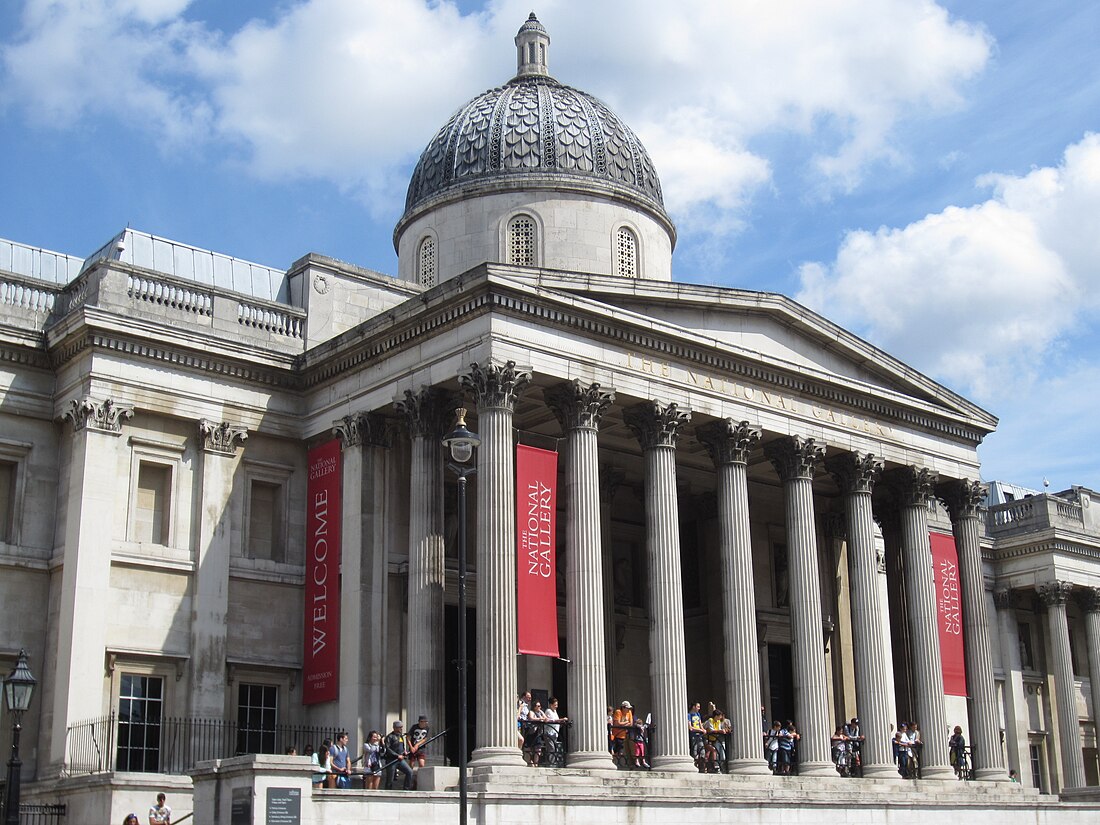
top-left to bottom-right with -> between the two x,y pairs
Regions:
508,215 -> 537,266
616,227 -> 638,278
418,236 -> 437,287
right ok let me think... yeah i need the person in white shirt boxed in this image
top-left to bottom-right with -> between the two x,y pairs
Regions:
148,792 -> 171,825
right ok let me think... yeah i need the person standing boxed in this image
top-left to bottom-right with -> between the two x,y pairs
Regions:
409,716 -> 431,770
329,731 -> 352,789
384,720 -> 415,790
362,731 -> 384,790
148,792 -> 171,825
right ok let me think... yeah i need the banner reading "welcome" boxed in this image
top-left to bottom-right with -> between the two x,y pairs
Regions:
304,440 -> 341,705
516,445 -> 559,657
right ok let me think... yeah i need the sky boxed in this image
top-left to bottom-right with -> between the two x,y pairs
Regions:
1,0 -> 1098,492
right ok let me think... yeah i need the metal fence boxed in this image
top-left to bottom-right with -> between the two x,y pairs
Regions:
65,713 -> 337,776
0,793 -> 65,825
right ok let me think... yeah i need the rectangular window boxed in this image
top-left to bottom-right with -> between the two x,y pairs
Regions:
134,462 -> 171,544
247,480 -> 285,562
237,683 -> 278,755
1018,621 -> 1035,670
116,674 -> 163,772
1029,743 -> 1044,791
0,460 -> 14,543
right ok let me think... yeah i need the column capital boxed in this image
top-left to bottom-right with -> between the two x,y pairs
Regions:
992,588 -> 1015,611
696,419 -> 761,467
885,465 -> 939,507
1038,580 -> 1074,607
545,380 -> 614,432
395,386 -> 455,440
198,419 -> 248,454
623,400 -> 691,450
60,396 -> 134,433
764,435 -> 824,482
599,464 -> 626,503
823,511 -> 847,540
460,360 -> 531,412
1076,586 -> 1100,614
937,478 -> 987,521
826,451 -> 883,495
333,411 -> 391,448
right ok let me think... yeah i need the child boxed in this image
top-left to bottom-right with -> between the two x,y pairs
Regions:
630,715 -> 651,769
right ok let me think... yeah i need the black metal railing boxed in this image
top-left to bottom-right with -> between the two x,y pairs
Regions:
66,713 -> 337,776
0,794 -> 65,825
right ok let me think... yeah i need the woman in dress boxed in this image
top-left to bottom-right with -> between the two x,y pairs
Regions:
362,730 -> 384,790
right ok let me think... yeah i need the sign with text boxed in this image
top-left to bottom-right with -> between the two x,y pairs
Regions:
930,531 -> 967,697
304,439 -> 341,705
516,445 -> 559,657
266,787 -> 301,825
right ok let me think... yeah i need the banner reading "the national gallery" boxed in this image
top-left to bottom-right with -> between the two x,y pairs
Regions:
516,444 -> 559,657
304,440 -> 341,705
930,531 -> 967,696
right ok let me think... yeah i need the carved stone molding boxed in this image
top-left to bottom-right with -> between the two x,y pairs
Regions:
823,511 -> 847,540
937,478 -> 987,521
992,588 -> 1015,611
622,400 -> 691,450
61,396 -> 134,433
459,360 -> 531,412
333,411 -> 390,449
1076,586 -> 1100,614
885,465 -> 939,507
763,435 -> 824,482
1038,580 -> 1074,607
545,380 -> 615,432
395,386 -> 455,440
599,465 -> 626,503
827,451 -> 883,495
198,419 -> 248,454
695,419 -> 761,467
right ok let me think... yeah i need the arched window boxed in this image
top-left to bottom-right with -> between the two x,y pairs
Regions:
616,227 -> 638,278
508,215 -> 537,266
418,236 -> 436,287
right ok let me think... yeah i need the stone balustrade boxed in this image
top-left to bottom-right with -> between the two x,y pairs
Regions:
987,494 -> 1086,535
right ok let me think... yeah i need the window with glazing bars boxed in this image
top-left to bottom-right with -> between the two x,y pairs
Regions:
237,683 -> 279,755
116,674 -> 163,772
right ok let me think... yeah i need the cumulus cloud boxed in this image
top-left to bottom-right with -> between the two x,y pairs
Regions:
796,133 -> 1100,402
0,0 -> 992,225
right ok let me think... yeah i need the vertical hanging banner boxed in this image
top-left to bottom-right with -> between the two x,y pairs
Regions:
304,440 -> 341,705
516,444 -> 559,657
930,531 -> 967,697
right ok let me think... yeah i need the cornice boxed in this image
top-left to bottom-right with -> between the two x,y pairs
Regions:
990,538 -> 1100,564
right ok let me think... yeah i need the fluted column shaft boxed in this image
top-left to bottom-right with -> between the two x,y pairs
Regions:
462,362 -> 530,767
765,436 -> 832,775
892,468 -> 952,777
698,420 -> 768,775
1040,582 -> 1085,789
939,479 -> 1006,781
547,381 -> 614,768
994,590 -> 1033,786
1084,590 -> 1100,781
828,453 -> 896,777
625,402 -> 694,772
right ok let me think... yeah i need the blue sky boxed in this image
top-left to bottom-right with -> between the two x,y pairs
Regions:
1,1 -> 1098,491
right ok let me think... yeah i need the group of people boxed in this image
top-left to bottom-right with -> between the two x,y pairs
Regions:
517,690 -> 570,766
608,700 -> 652,769
294,716 -> 433,791
121,791 -> 172,825
764,715 -> 804,775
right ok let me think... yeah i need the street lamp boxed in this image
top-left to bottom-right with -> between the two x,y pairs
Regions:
443,408 -> 479,825
4,649 -> 36,825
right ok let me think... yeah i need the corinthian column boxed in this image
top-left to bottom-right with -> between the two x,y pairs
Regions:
887,467 -> 953,778
994,589 -> 1032,786
1039,581 -> 1085,789
1082,588 -> 1100,784
696,419 -> 768,775
938,478 -> 1006,781
461,361 -> 531,767
395,388 -> 452,747
546,380 -> 615,768
827,452 -> 897,778
763,436 -> 832,776
624,401 -> 695,772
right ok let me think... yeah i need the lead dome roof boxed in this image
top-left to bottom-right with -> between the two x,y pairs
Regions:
399,15 -> 669,233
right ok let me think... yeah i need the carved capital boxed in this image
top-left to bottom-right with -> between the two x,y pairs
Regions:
886,466 -> 939,507
61,396 -> 134,433
198,419 -> 248,454
827,451 -> 883,495
993,588 -> 1014,611
460,360 -> 532,412
1038,580 -> 1073,608
333,411 -> 390,448
824,511 -> 847,540
545,380 -> 614,432
764,435 -> 825,482
599,465 -> 626,503
395,387 -> 455,440
937,478 -> 987,521
623,400 -> 691,450
696,419 -> 761,467
1076,587 -> 1100,614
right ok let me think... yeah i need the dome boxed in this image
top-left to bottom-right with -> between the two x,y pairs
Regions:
397,15 -> 670,238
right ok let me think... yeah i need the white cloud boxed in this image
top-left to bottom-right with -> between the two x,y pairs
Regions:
0,0 -> 993,226
796,133 -> 1100,402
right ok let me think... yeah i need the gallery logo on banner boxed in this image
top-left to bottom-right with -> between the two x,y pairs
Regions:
516,445 -> 559,657
930,531 -> 967,696
304,440 -> 341,705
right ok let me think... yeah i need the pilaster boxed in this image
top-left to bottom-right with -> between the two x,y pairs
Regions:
1039,580 -> 1085,789
993,588 -> 1033,786
1080,587 -> 1100,786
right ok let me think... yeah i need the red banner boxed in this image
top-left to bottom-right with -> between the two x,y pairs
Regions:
930,531 -> 967,697
304,440 -> 341,705
516,445 -> 559,657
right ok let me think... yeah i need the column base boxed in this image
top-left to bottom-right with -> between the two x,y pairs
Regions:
796,760 -> 838,777
469,746 -> 526,768
861,763 -> 903,779
726,758 -> 771,776
919,765 -> 956,780
650,754 -> 697,773
974,767 -> 1011,782
566,750 -> 615,769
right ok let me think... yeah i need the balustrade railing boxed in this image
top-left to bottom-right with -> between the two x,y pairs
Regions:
238,300 -> 305,338
127,274 -> 214,316
0,277 -> 56,314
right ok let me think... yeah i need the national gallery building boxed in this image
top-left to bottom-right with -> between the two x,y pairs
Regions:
1,14 -> 1098,825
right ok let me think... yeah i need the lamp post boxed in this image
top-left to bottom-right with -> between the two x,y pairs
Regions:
443,408 -> 479,825
4,649 -> 36,825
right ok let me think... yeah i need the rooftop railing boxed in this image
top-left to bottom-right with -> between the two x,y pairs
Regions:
986,494 -> 1086,536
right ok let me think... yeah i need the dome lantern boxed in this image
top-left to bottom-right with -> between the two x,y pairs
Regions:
515,12 -> 550,78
